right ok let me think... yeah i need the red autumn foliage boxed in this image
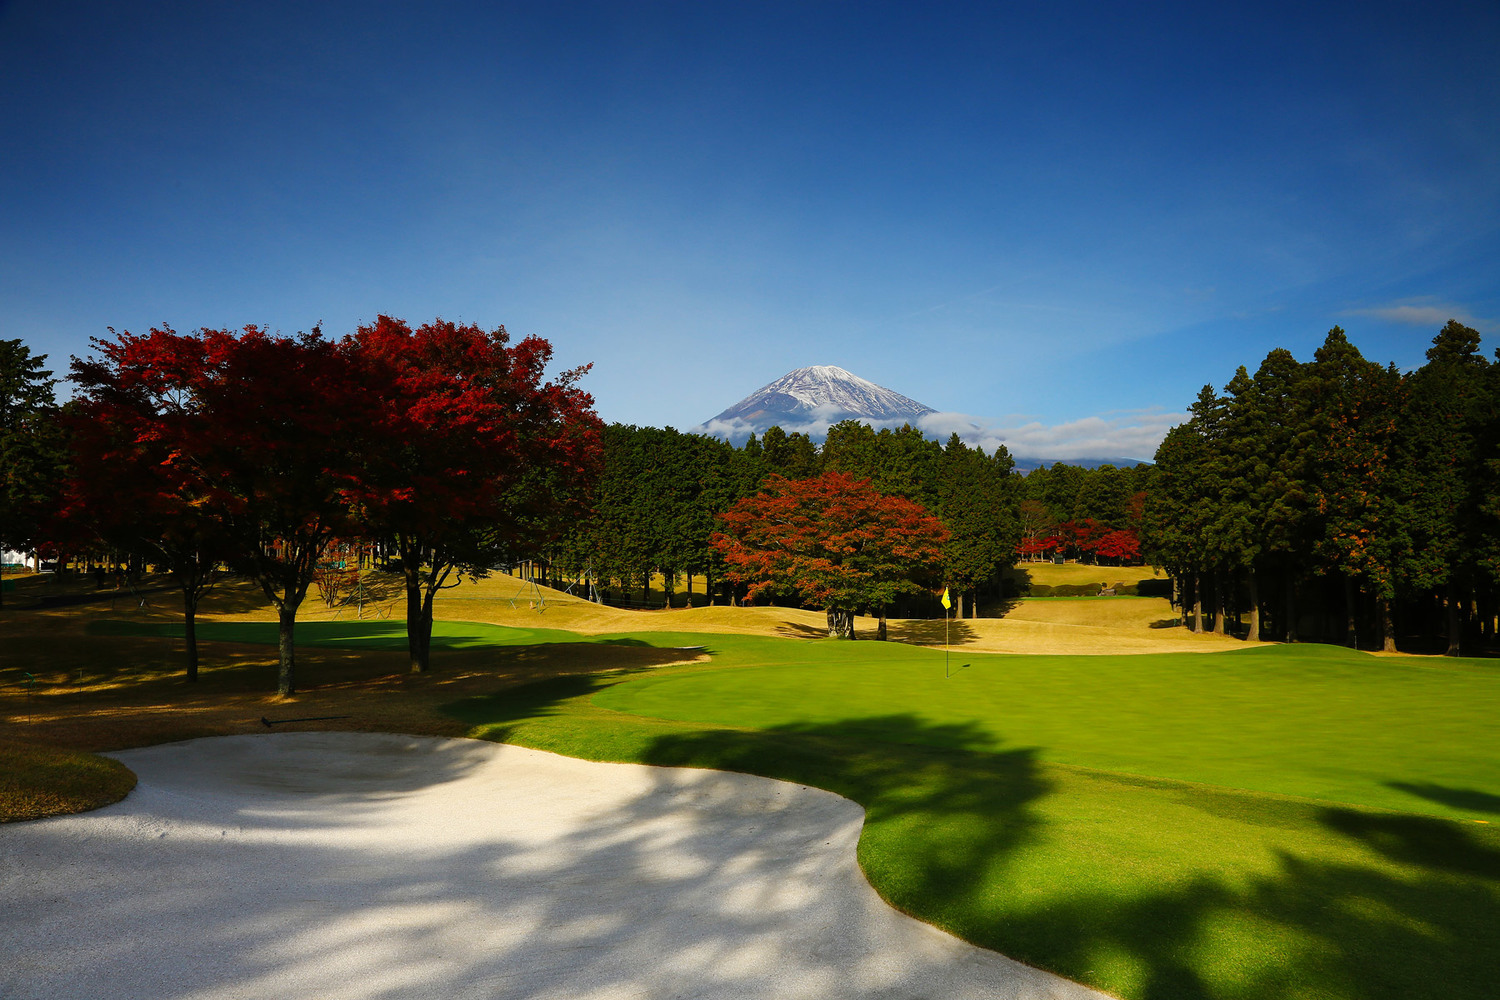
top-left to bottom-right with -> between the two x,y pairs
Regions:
346,316 -> 602,671
712,470 -> 948,638
1095,528 -> 1142,564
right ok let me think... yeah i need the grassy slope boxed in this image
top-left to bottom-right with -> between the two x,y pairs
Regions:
590,638 -> 1500,818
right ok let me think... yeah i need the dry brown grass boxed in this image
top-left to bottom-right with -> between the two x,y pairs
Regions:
0,739 -> 137,822
1,575 -> 707,763
183,571 -> 1246,655
1009,561 -> 1168,588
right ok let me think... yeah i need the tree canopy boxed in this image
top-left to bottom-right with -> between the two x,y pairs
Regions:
713,470 -> 948,639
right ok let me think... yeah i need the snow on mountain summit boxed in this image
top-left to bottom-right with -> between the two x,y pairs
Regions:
702,365 -> 935,439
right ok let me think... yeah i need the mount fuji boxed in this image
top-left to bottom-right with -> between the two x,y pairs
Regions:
700,365 -> 935,439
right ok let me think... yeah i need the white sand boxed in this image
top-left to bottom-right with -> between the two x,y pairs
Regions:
0,733 -> 1110,1000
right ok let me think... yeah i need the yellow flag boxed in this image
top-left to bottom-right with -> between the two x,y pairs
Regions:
941,587 -> 951,610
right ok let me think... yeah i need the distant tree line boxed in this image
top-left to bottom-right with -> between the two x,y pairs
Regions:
1015,462 -> 1152,565
1142,321 -> 1500,654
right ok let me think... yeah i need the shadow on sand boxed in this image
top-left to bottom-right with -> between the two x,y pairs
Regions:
451,673 -> 1500,1000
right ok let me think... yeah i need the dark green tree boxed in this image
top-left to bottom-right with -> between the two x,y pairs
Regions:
0,339 -> 65,604
1393,320 -> 1491,654
934,434 -> 1019,620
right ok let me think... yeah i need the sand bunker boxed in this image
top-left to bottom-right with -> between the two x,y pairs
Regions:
1,733 -> 1109,999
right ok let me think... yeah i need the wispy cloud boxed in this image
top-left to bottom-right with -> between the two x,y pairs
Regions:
1347,299 -> 1487,329
916,409 -> 1179,462
695,408 -> 1181,463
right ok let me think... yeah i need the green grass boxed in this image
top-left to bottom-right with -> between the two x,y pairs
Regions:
97,617 -> 1500,1000
591,639 -> 1500,820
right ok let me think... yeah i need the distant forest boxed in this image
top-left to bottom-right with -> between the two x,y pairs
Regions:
548,320 -> 1498,656
546,419 -> 1150,618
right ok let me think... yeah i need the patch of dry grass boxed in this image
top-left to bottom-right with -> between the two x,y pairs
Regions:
0,739 -> 137,822
184,571 -> 1246,655
1009,560 -> 1167,588
1,592 -> 706,764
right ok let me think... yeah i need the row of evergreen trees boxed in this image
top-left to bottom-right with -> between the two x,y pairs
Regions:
1143,321 -> 1499,654
550,420 -> 1022,616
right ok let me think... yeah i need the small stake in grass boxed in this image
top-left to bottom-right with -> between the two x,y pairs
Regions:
261,715 -> 352,727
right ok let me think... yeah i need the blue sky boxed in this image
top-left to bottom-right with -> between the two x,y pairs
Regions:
2,1 -> 1496,459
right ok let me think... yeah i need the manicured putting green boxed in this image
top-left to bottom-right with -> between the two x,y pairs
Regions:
593,640 -> 1500,821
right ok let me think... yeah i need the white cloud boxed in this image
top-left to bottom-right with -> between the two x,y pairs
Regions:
915,409 -> 1179,462
1347,300 -> 1486,328
695,408 -> 1182,463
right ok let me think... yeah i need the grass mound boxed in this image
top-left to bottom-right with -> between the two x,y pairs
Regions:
0,739 -> 137,822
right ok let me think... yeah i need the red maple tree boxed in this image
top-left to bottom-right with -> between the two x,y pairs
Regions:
347,316 -> 602,672
68,325 -> 231,682
1095,528 -> 1142,565
713,470 -> 948,639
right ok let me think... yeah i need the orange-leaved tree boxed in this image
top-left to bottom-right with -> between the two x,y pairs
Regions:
713,470 -> 948,639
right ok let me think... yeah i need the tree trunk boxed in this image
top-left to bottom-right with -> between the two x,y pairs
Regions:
405,564 -> 427,673
877,609 -> 887,641
1211,574 -> 1225,635
1192,573 -> 1203,632
957,591 -> 966,619
417,579 -> 436,670
1446,581 -> 1461,656
685,572 -> 693,608
1246,570 -> 1260,643
1380,598 -> 1396,653
277,605 -> 297,696
1284,569 -> 1298,643
1343,576 -> 1358,649
183,588 -> 199,683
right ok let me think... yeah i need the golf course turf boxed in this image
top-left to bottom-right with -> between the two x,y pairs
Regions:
33,617 -> 1500,999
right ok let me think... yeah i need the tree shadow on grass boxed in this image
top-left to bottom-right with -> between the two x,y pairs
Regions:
770,617 -> 981,645
445,674 -> 1500,1000
991,809 -> 1500,1000
1386,781 -> 1500,815
883,617 -> 979,646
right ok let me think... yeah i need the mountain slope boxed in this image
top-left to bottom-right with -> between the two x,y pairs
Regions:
703,365 -> 934,436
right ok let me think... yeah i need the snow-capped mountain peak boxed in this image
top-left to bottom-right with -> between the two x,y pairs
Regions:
701,365 -> 935,439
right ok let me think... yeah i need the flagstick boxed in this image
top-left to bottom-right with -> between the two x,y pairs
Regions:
945,606 -> 950,678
